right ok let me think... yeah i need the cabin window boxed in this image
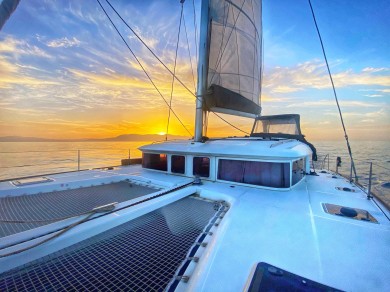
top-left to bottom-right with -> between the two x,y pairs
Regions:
218,159 -> 290,188
171,155 -> 185,174
193,157 -> 210,178
292,158 -> 305,185
142,153 -> 167,171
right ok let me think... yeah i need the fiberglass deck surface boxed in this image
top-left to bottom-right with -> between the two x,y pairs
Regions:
0,196 -> 225,291
0,181 -> 158,238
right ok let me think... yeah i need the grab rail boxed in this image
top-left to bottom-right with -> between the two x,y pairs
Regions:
314,154 -> 390,210
0,148 -> 142,181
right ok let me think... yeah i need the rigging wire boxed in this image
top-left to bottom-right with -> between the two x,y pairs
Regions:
212,112 -> 250,135
166,2 -> 184,141
104,0 -> 195,97
308,0 -> 358,181
183,11 -> 197,91
192,0 -> 199,63
104,0 -> 249,136
96,0 -> 192,137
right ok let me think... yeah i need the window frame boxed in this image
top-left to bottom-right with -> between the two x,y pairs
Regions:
291,157 -> 306,186
142,152 -> 168,172
171,155 -> 186,174
192,156 -> 211,178
216,157 -> 292,190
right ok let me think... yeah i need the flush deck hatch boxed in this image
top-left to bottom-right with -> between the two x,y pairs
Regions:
322,203 -> 378,223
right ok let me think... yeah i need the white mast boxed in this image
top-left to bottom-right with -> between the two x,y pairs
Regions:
194,0 -> 210,142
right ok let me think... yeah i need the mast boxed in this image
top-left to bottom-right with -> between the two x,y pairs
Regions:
194,0 -> 210,142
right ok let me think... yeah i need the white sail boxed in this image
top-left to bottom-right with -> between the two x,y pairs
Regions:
205,0 -> 262,117
0,0 -> 20,30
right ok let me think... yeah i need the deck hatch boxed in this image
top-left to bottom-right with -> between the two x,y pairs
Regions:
0,196 -> 226,291
11,176 -> 53,186
0,181 -> 159,238
322,203 -> 378,223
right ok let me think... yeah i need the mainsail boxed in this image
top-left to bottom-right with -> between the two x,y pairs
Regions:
204,0 -> 262,117
0,0 -> 20,30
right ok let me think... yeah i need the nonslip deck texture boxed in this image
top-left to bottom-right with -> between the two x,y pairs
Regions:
0,197 -> 223,291
0,181 -> 158,237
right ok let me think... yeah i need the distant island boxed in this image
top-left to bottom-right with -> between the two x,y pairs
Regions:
0,134 -> 189,142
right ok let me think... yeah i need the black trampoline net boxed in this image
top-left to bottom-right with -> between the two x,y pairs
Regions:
0,196 -> 226,291
0,181 -> 159,238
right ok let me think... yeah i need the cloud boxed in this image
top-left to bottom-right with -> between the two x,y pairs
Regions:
0,36 -> 51,58
324,108 -> 389,121
286,100 -> 380,108
359,88 -> 390,94
362,67 -> 389,73
271,85 -> 301,93
0,56 -> 58,88
128,30 -> 159,50
364,94 -> 383,97
263,60 -> 390,93
46,37 -> 81,48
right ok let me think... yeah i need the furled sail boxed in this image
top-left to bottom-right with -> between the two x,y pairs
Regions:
0,0 -> 20,30
204,0 -> 262,117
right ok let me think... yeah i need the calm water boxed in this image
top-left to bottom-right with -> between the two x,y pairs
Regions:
0,140 -> 389,206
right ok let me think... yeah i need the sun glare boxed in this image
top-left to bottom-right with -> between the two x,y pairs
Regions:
158,132 -> 166,136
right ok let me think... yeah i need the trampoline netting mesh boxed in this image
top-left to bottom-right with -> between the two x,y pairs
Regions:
0,196 -> 226,291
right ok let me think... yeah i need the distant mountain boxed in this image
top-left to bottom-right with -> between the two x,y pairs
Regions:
99,134 -> 187,141
0,134 -> 188,142
0,136 -> 64,142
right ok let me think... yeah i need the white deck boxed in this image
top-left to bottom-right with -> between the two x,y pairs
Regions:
0,159 -> 389,291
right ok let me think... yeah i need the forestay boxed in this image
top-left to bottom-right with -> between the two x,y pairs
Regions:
205,0 -> 262,117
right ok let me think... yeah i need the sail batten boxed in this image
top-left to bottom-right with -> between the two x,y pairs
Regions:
205,0 -> 262,118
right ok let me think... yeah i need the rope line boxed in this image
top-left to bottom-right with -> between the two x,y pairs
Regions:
166,2 -> 185,141
0,213 -> 95,258
97,0 -> 192,137
308,0 -> 358,181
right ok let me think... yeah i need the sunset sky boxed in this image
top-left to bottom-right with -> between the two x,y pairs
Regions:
0,0 -> 389,141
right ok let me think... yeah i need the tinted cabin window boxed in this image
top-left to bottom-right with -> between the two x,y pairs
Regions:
292,158 -> 305,185
193,157 -> 210,178
171,155 -> 185,174
142,153 -> 167,171
218,159 -> 290,188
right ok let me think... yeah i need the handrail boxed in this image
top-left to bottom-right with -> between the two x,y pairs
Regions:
0,148 -> 142,181
0,147 -> 135,154
314,153 -> 390,210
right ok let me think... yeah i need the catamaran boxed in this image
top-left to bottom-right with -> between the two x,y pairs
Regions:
0,0 -> 389,291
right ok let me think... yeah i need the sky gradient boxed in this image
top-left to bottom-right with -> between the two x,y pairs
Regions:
0,0 -> 389,141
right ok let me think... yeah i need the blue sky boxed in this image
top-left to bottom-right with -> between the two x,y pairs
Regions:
0,0 -> 389,140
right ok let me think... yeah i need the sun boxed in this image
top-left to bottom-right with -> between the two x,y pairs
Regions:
158,132 -> 166,136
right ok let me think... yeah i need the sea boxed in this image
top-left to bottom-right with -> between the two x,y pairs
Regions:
0,140 -> 389,206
